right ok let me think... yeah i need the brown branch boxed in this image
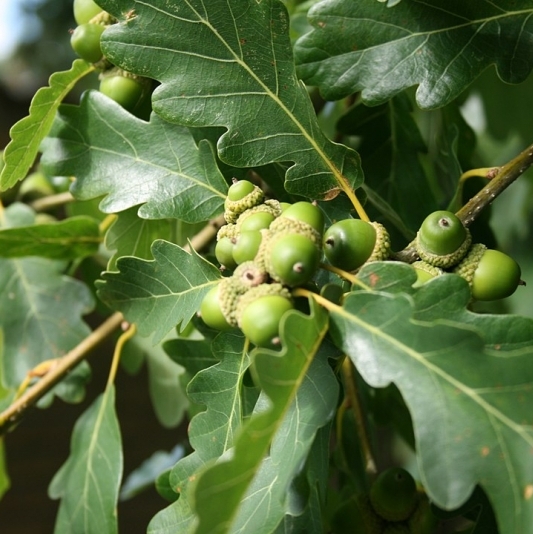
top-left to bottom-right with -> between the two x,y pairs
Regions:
394,142 -> 533,263
0,312 -> 124,435
29,191 -> 75,212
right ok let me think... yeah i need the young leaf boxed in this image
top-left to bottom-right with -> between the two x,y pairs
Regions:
0,205 -> 94,388
328,266 -> 533,533
191,299 -> 330,534
230,349 -> 339,534
96,240 -> 222,344
0,216 -> 101,260
40,91 -> 228,223
148,332 -> 248,533
96,0 -> 363,202
295,0 -> 533,108
0,59 -> 95,191
48,388 -> 122,534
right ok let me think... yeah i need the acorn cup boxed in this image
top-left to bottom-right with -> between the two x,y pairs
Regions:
224,179 -> 265,223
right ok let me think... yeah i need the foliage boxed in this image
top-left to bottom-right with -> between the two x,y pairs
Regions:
1,0 -> 533,533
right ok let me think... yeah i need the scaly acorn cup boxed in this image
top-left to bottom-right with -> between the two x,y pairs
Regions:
224,179 -> 265,223
411,261 -> 445,288
453,243 -> 522,301
369,467 -> 418,522
323,219 -> 391,272
217,261 -> 269,328
279,201 -> 325,236
235,199 -> 283,232
416,210 -> 472,268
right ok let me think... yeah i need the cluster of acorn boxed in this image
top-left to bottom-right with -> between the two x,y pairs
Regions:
70,0 -> 151,114
199,179 -> 394,348
331,467 -> 436,534
200,180 -> 523,347
411,210 -> 522,301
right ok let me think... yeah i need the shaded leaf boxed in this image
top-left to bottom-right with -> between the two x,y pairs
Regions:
120,445 -> 185,501
96,240 -> 222,343
337,94 -> 438,234
48,388 -> 122,534
0,205 -> 94,387
191,299 -> 329,534
0,438 -> 10,502
96,0 -> 363,201
328,263 -> 533,533
105,208 -> 174,271
129,333 -> 189,428
148,332 -> 248,533
0,216 -> 101,260
0,59 -> 95,191
295,0 -> 533,108
41,91 -> 228,223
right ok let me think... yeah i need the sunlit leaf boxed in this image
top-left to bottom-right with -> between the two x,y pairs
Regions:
0,59 -> 94,191
329,262 -> 533,533
0,216 -> 100,260
96,0 -> 363,202
41,91 -> 228,223
295,0 -> 533,108
191,299 -> 330,534
96,240 -> 222,343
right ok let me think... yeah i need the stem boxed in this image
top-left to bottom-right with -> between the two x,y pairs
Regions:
29,191 -> 75,212
395,142 -> 533,263
106,322 -> 136,389
185,213 -> 226,253
341,357 -> 377,474
456,143 -> 533,226
319,263 -> 371,290
0,312 -> 124,435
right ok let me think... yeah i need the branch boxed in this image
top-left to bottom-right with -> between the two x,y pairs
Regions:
0,312 -> 124,435
394,142 -> 533,263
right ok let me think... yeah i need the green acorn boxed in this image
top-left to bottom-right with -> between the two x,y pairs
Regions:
416,210 -> 471,268
411,261 -> 444,288
330,493 -> 385,534
224,179 -> 265,223
199,284 -> 234,331
235,199 -> 282,232
369,468 -> 418,522
453,243 -> 522,301
323,219 -> 391,272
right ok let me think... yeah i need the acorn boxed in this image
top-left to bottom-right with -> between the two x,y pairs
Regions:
415,210 -> 471,268
323,219 -> 391,272
224,179 -> 265,223
369,467 -> 418,522
453,243 -> 522,301
411,261 -> 444,288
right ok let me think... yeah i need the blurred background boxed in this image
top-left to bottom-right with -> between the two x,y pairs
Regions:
0,0 -> 532,532
0,3 -> 188,532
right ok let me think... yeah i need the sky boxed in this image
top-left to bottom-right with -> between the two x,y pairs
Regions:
0,0 -> 44,61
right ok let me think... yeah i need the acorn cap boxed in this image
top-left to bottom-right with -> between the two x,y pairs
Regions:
224,185 -> 265,223
416,227 -> 472,268
452,243 -> 487,286
367,222 -> 392,263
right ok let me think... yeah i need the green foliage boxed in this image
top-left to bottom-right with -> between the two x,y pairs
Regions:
295,1 -> 533,108
2,0 -> 533,533
48,388 -> 122,534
